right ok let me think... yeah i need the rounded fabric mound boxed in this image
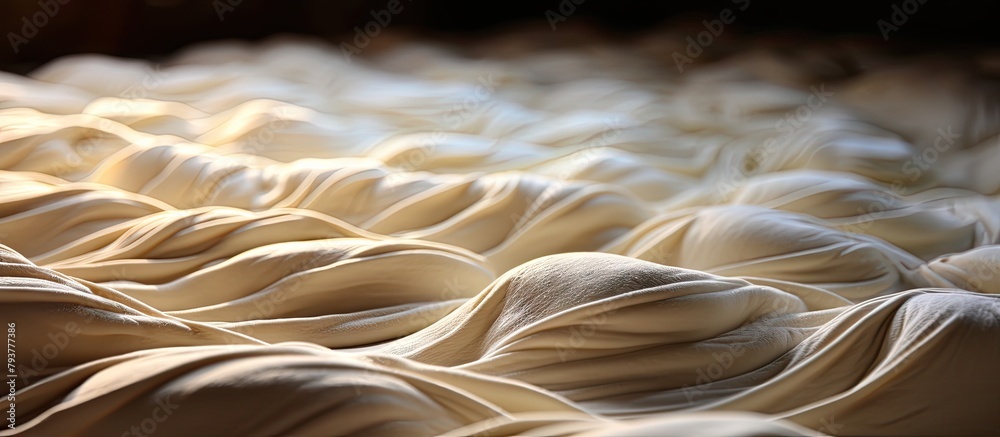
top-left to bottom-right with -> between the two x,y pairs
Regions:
1,29 -> 999,436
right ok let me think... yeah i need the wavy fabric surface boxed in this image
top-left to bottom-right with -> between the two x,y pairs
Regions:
1,31 -> 999,436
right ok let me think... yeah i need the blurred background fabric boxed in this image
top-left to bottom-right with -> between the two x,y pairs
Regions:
1,0 -> 997,74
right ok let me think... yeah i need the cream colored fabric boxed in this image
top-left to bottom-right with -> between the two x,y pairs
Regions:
1,30 -> 999,436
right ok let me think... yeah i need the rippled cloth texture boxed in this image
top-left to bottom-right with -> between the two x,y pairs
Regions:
1,30 -> 1000,436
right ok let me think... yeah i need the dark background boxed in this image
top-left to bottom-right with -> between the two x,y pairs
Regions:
0,0 -> 997,73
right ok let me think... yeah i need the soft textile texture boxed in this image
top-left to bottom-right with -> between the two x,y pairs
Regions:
1,30 -> 999,436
